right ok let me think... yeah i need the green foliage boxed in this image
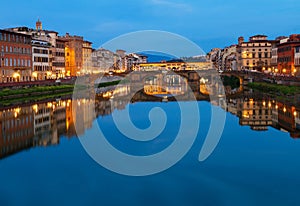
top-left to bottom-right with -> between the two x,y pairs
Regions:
0,84 -> 76,105
96,80 -> 121,88
0,91 -> 73,105
222,75 -> 240,89
248,82 -> 300,95
0,85 -> 74,97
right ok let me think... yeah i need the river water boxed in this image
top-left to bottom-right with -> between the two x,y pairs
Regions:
1,75 -> 300,206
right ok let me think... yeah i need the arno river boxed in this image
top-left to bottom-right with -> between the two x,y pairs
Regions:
1,73 -> 300,206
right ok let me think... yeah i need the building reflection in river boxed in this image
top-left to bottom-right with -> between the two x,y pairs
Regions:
0,105 -> 35,158
0,98 -> 99,159
226,95 -> 300,138
1,80 -> 300,159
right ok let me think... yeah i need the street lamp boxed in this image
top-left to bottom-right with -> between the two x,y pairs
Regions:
47,71 -> 52,79
13,72 -> 20,82
32,71 -> 38,81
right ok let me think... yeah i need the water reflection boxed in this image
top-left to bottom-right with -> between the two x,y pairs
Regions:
226,94 -> 300,137
1,76 -> 300,159
144,74 -> 188,97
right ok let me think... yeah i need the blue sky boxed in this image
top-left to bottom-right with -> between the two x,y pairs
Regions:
1,0 -> 299,53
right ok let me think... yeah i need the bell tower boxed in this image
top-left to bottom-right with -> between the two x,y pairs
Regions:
36,19 -> 42,31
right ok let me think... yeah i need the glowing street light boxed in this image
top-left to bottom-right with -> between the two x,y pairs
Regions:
13,72 -> 20,80
283,107 -> 287,113
32,104 -> 38,113
32,72 -> 38,79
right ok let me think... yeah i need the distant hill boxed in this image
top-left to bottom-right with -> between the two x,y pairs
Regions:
138,51 -> 207,63
138,51 -> 177,63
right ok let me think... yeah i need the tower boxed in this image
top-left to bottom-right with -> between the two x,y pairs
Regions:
36,19 -> 42,31
238,36 -> 244,45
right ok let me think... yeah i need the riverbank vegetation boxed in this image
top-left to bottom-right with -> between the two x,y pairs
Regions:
96,80 -> 121,88
248,82 -> 300,95
222,76 -> 240,89
0,85 -> 74,99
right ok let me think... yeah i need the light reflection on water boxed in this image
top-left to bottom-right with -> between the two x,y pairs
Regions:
1,78 -> 300,205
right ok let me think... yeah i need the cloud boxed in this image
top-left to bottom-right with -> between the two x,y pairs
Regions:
150,0 -> 193,12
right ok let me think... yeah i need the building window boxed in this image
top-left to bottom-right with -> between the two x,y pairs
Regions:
14,59 -> 16,66
10,58 -> 12,66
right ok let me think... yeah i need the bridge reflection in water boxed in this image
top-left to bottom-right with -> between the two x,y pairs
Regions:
144,74 -> 188,97
1,73 -> 300,160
